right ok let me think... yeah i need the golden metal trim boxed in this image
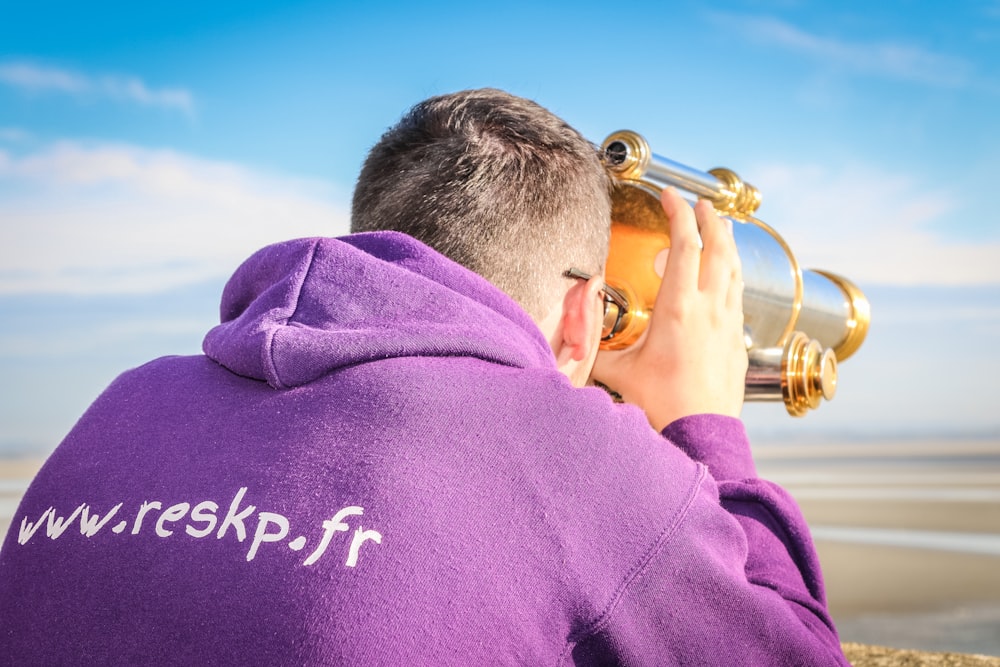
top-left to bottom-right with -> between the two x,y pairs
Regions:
602,130 -> 650,181
781,332 -> 838,417
811,270 -> 871,361
707,167 -> 762,219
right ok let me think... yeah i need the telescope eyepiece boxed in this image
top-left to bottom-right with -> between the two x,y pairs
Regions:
604,140 -> 629,167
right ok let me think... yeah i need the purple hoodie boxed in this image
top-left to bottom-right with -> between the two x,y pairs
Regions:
0,232 -> 848,666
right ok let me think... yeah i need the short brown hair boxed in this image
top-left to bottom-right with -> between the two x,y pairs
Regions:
350,88 -> 611,320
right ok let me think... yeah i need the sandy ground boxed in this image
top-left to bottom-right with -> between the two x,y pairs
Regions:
3,439 -> 1000,658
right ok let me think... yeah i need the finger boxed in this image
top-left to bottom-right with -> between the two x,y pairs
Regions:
694,199 -> 737,297
659,188 -> 701,302
726,230 -> 744,313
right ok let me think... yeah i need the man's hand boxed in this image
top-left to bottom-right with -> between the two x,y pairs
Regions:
591,188 -> 748,431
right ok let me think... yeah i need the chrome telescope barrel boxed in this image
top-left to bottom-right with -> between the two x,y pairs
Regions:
599,130 -> 871,417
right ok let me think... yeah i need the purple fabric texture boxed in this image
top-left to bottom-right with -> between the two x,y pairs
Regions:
0,231 -> 848,665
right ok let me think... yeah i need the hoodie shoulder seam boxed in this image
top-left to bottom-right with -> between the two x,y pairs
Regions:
263,237 -> 323,390
565,461 -> 710,648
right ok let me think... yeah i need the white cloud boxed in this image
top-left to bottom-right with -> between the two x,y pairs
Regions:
0,62 -> 194,114
0,141 -> 350,294
707,13 -> 975,88
0,127 -> 31,142
2,317 -> 209,357
0,62 -> 87,93
745,160 -> 1000,286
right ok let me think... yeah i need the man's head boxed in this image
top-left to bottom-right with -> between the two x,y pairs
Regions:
351,88 -> 612,323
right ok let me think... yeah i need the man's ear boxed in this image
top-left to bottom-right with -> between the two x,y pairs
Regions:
554,275 -> 603,365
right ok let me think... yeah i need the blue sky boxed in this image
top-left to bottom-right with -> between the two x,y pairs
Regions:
1,0 -> 999,455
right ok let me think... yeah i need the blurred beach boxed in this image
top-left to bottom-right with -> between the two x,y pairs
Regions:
3,438 -> 999,657
755,438 -> 1000,657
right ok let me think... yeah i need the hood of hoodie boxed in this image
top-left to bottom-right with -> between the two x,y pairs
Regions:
203,231 -> 556,389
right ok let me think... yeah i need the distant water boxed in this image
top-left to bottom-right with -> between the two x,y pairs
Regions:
0,441 -> 54,459
757,440 -> 1000,555
837,604 -> 1000,658
810,525 -> 1000,556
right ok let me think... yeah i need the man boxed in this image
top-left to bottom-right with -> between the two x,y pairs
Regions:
0,88 -> 848,665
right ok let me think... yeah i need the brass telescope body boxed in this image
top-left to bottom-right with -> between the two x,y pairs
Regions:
600,130 -> 871,417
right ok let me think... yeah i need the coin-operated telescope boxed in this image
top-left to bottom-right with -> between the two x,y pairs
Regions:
600,130 -> 870,417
